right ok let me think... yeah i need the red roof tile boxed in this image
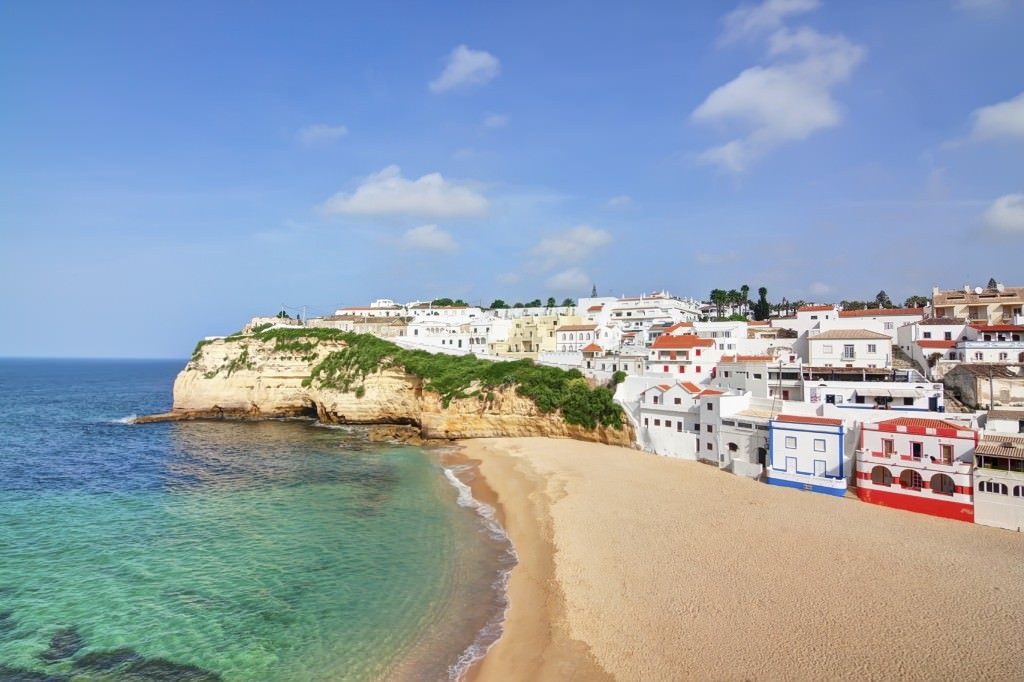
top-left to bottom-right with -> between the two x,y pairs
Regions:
581,343 -> 602,352
875,417 -> 970,431
679,382 -> 702,393
665,321 -> 694,332
587,305 -> 604,312
775,414 -> 843,426
697,389 -> 724,397
720,354 -> 773,363
652,335 -> 714,349
917,339 -> 956,349
798,305 -> 834,312
970,323 -> 1024,332
838,307 -> 925,318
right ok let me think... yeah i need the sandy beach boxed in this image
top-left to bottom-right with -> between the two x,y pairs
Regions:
461,437 -> 1024,681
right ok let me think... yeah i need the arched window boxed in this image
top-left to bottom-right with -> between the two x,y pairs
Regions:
871,466 -> 893,486
931,473 -> 955,496
1013,486 -> 1024,498
899,470 -> 922,490
728,442 -> 738,453
979,481 -> 1009,495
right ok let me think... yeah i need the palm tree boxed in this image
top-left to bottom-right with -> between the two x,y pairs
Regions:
740,284 -> 750,317
710,289 -> 727,318
727,289 -> 741,317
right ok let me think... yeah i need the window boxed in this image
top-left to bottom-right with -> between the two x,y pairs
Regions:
867,344 -> 877,353
724,371 -> 731,378
706,425 -> 713,433
931,474 -> 955,496
674,397 -> 681,405
663,365 -> 669,372
903,397 -> 914,406
728,442 -> 738,453
871,466 -> 893,486
706,403 -> 713,411
999,352 -> 1008,361
944,331 -> 952,340
644,418 -> 649,427
785,436 -> 797,449
813,439 -> 826,452
974,352 -> 983,361
911,442 -> 923,460
695,349 -> 702,356
884,322 -> 894,330
665,420 -> 672,428
923,332 -> 932,339
706,443 -> 712,451
1014,486 -> 1023,497
822,344 -> 833,354
855,395 -> 866,404
753,373 -> 762,379
899,470 -> 923,490
979,481 -> 1008,495
677,422 -> 683,432
653,395 -> 659,405
696,366 -> 702,373
843,344 -> 855,359
939,444 -> 953,464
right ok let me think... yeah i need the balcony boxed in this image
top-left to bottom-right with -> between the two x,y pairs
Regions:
857,449 -> 970,474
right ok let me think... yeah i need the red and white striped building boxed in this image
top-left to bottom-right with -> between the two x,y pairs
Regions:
855,417 -> 977,522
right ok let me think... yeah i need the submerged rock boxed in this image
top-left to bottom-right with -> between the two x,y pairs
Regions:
0,665 -> 69,681
71,647 -> 143,672
0,610 -> 18,638
38,627 -> 84,662
122,657 -> 223,681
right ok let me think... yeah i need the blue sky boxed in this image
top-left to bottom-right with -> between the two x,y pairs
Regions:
2,0 -> 1023,358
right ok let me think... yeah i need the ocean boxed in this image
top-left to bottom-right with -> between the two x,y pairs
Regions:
0,359 -> 512,681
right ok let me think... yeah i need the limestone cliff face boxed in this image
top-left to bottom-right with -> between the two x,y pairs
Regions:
151,336 -> 633,447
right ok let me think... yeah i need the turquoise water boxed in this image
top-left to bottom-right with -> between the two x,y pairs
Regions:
0,360 -> 511,680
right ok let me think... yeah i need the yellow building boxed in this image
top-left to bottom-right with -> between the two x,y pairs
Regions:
490,314 -> 583,359
932,284 -> 1024,324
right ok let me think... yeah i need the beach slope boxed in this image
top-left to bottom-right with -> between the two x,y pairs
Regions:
465,437 -> 1024,681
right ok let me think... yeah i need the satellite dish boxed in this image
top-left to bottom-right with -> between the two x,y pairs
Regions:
974,287 -> 983,294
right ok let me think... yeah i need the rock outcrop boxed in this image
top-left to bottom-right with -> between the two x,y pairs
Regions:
138,335 -> 634,447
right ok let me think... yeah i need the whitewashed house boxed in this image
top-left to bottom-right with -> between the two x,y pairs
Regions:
973,433 -> 1024,531
767,415 -> 849,496
807,329 -> 892,368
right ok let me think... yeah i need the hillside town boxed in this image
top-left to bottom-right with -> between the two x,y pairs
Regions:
244,281 -> 1024,532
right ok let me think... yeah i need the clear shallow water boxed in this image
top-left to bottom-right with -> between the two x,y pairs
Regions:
0,359 -> 510,680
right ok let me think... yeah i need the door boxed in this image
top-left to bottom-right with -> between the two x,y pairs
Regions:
814,460 -> 826,477
929,396 -> 939,412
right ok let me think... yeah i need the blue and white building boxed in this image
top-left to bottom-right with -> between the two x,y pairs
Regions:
767,415 -> 850,496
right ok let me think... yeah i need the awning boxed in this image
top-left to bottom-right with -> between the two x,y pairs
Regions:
855,387 -> 892,397
887,388 -> 923,398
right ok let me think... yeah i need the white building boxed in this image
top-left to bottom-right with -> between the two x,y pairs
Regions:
645,334 -> 719,382
985,409 -> 1024,435
807,329 -> 892,368
554,324 -> 599,352
767,414 -> 850,496
973,433 -> 1024,531
831,307 -> 926,341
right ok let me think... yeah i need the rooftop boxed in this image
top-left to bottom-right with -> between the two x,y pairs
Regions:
970,324 -> 1024,333
875,417 -> 970,431
988,409 -> 1024,420
946,364 -> 1020,379
838,307 -> 925,318
918,317 -> 962,326
581,343 -> 602,353
917,339 -> 956,349
811,329 -> 891,340
798,305 -> 835,312
720,354 -> 773,363
933,285 -> 1024,307
555,324 -> 598,332
774,415 -> 843,426
651,335 -> 715,350
976,434 -> 1024,459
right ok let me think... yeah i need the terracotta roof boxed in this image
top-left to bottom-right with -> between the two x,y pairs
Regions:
799,305 -> 835,312
970,324 -> 1024,332
987,409 -> 1024,420
918,317 -> 961,326
651,335 -> 715,349
748,320 -> 769,325
977,435 -> 1024,459
720,354 -> 773,363
810,329 -> 891,340
697,389 -> 724,397
587,305 -> 604,312
665,321 -> 694,332
875,417 -> 968,431
946,364 -> 1020,378
657,384 -> 671,391
917,339 -> 956,349
555,324 -> 598,332
774,415 -> 843,426
581,343 -> 602,353
679,381 -> 702,393
838,307 -> 925,318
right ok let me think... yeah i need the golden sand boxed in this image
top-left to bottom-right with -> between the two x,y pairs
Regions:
463,437 -> 1024,681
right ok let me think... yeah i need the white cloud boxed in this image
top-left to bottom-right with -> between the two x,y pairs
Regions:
532,225 -> 612,269
969,91 -> 1024,141
984,193 -> 1024,233
497,272 -> 521,284
695,251 -> 738,265
401,224 -> 458,252
483,113 -> 509,128
546,267 -> 591,293
809,281 -> 832,295
297,123 -> 348,146
604,195 -> 632,209
693,7 -> 865,172
429,45 -> 500,94
322,165 -> 488,218
721,0 -> 820,44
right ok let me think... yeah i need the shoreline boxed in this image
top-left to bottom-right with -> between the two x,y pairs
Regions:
459,436 -> 1024,681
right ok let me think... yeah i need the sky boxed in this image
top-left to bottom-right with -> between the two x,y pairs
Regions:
1,0 -> 1023,358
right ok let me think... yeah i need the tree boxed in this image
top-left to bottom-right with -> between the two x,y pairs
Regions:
727,289 -> 742,315
561,298 -> 575,307
754,287 -> 771,321
709,288 -> 727,318
512,302 -> 525,308
842,300 -> 867,311
591,284 -> 597,297
546,297 -> 557,308
874,290 -> 893,308
276,310 -> 290,318
526,299 -> 543,308
489,299 -> 509,309
740,284 -> 750,316
903,295 -> 929,308
431,297 -> 454,306
987,277 -> 998,289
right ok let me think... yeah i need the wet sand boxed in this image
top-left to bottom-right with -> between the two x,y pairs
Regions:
462,437 -> 1024,681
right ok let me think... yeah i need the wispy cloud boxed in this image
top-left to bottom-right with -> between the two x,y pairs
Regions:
297,123 -> 348,147
720,0 -> 820,44
532,225 -> 612,269
604,195 -> 632,209
953,0 -> 1010,12
401,224 -> 458,252
322,165 -> 488,218
969,91 -> 1024,141
808,281 -> 832,295
482,113 -> 509,128
546,267 -> 591,293
983,193 -> 1024,234
429,45 -> 500,94
693,2 -> 864,173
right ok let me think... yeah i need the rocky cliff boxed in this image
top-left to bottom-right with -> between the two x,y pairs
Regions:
139,332 -> 634,447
